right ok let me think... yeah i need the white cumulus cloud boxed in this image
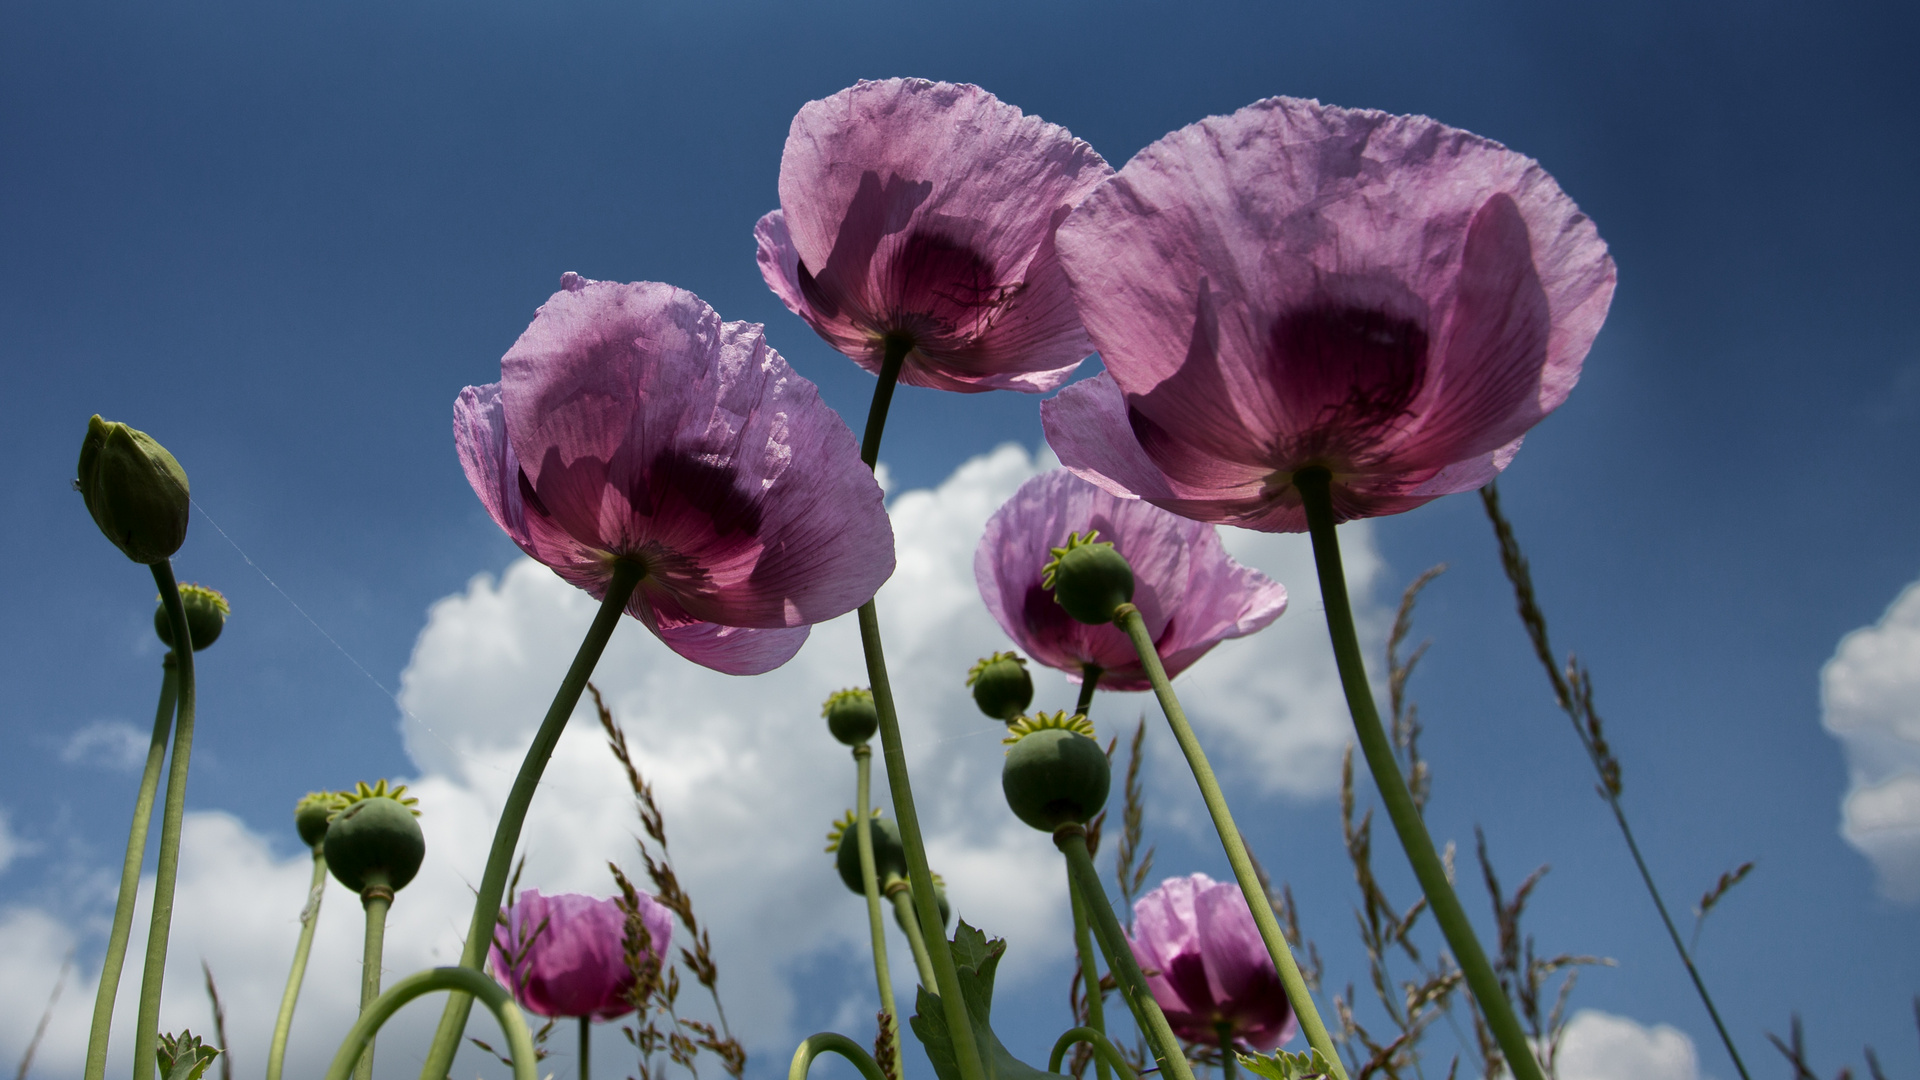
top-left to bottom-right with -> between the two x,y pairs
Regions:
59,721 -> 150,772
0,445 -> 1386,1080
1821,577 -> 1920,901
1552,1009 -> 1701,1080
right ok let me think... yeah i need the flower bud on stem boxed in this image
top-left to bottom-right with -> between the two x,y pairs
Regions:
1295,467 -> 1542,1080
1052,825 -> 1192,1080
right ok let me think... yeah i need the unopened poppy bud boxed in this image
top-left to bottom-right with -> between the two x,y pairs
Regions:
325,783 -> 424,894
294,791 -> 344,849
966,652 -> 1033,722
829,810 -> 907,894
154,584 -> 230,652
1042,531 -> 1134,625
76,416 -> 190,564
1002,720 -> 1111,832
822,688 -> 879,746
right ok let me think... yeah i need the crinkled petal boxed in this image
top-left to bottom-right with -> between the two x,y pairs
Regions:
1193,883 -> 1294,1048
768,78 -> 1110,393
454,383 -> 536,554
490,891 -> 646,1022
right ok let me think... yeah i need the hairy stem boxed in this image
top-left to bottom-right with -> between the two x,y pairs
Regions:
132,561 -> 196,1080
1113,604 -> 1345,1076
355,888 -> 392,1080
265,851 -> 328,1080
1296,469 -> 1541,1080
419,562 -> 642,1080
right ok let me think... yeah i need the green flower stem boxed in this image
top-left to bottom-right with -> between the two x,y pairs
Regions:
853,746 -> 902,1070
1296,468 -> 1541,1080
265,850 -> 329,1080
132,560 -> 197,1080
855,337 -> 987,1080
354,887 -> 393,1080
579,1016 -> 591,1080
82,655 -> 176,1080
1054,826 -> 1193,1080
885,885 -> 938,990
419,562 -> 643,1080
1047,1028 -> 1138,1080
1216,1024 -> 1237,1080
1074,666 -> 1101,719
1112,604 -> 1344,1077
1068,870 -> 1112,1080
789,1033 -> 890,1080
327,968 -> 538,1080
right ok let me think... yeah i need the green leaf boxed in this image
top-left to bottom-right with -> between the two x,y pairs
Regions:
156,1030 -> 222,1080
910,920 -> 1070,1080
1237,1049 -> 1336,1080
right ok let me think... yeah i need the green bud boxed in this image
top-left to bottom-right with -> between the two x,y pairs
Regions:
822,688 -> 879,746
294,791 -> 345,849
1002,727 -> 1111,833
76,416 -> 190,564
325,790 -> 424,894
154,584 -> 230,652
967,652 -> 1033,722
1043,531 -> 1134,625
831,812 -> 907,894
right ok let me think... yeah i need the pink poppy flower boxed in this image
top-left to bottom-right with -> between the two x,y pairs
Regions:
1128,874 -> 1297,1052
454,275 -> 894,675
1043,97 -> 1616,531
489,890 -> 672,1022
755,78 -> 1112,394
975,469 -> 1286,693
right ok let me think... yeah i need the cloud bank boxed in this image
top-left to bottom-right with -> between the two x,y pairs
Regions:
1821,577 -> 1920,901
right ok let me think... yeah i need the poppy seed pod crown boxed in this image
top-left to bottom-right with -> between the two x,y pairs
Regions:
831,812 -> 908,894
325,794 -> 424,894
822,688 -> 879,746
294,791 -> 345,849
1044,532 -> 1135,626
967,652 -> 1034,722
1002,724 -> 1111,832
153,584 -> 230,652
76,416 -> 190,565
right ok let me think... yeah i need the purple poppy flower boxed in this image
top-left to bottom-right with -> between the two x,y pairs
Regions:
755,78 -> 1112,394
1043,97 -> 1616,531
489,890 -> 672,1022
1128,874 -> 1297,1052
455,275 -> 895,675
975,470 -> 1285,692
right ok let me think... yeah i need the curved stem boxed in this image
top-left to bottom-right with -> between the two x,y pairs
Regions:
853,747 -> 902,1072
1055,827 -> 1194,1080
1048,1028 -> 1138,1080
855,337 -> 987,1080
133,561 -> 196,1080
1074,666 -> 1101,720
83,656 -> 176,1080
788,1033 -> 891,1080
1296,469 -> 1541,1080
1112,605 -> 1345,1077
886,885 -> 938,990
266,850 -> 328,1080
1069,867 -> 1112,1080
419,563 -> 643,1080
327,968 -> 538,1080
355,888 -> 392,1080
579,1016 -> 590,1080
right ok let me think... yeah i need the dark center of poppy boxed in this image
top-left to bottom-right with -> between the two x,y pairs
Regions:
1264,303 -> 1430,466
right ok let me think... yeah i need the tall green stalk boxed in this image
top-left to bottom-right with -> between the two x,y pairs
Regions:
132,561 -> 197,1080
1111,605 -> 1345,1075
1074,666 -> 1100,718
579,1016 -> 591,1080
853,746 -> 902,1071
1054,826 -> 1193,1080
354,887 -> 392,1080
418,563 -> 643,1080
265,850 -> 329,1080
1068,871 -> 1111,1080
83,656 -> 176,1080
853,336 -> 986,1080
1295,468 -> 1541,1080
884,887 -> 938,990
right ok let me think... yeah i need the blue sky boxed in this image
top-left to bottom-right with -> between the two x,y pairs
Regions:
2,1 -> 1916,1078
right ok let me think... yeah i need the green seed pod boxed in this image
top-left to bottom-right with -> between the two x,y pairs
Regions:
822,688 -> 879,746
325,795 -> 424,894
967,652 -> 1033,722
154,584 -> 230,652
295,791 -> 344,849
1002,727 -> 1111,832
1043,531 -> 1135,626
832,813 -> 907,894
76,416 -> 190,565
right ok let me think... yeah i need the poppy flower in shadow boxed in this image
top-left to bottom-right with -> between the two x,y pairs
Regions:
975,469 -> 1285,692
455,275 -> 894,675
490,890 -> 671,1021
1128,873 -> 1298,1052
1043,97 -> 1615,531
756,78 -> 1112,394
